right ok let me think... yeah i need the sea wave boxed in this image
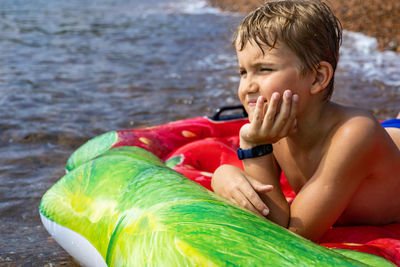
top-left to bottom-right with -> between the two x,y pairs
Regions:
165,0 -> 223,15
173,1 -> 400,89
339,31 -> 400,87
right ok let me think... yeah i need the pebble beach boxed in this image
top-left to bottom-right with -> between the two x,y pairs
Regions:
207,0 -> 400,51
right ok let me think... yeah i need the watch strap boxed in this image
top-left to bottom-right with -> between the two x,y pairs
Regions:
237,144 -> 273,160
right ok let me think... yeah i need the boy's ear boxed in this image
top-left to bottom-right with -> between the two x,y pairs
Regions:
310,61 -> 334,95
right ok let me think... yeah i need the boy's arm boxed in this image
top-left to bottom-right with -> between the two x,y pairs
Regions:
212,164 -> 274,217
213,91 -> 297,226
241,152 -> 289,227
211,152 -> 288,226
288,116 -> 378,241
238,91 -> 298,227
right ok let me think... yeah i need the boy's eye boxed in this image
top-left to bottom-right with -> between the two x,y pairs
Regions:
260,67 -> 273,72
239,70 -> 247,76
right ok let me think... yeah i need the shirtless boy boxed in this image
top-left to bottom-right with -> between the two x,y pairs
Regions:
211,0 -> 400,242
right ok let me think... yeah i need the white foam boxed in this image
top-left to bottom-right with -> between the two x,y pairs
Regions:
339,31 -> 400,87
165,0 -> 222,15
134,0 -> 224,18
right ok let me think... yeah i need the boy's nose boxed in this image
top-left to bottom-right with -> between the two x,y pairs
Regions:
246,81 -> 259,93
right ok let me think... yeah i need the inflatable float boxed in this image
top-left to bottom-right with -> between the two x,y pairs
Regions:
40,106 -> 400,266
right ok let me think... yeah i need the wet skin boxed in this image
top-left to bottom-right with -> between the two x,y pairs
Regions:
212,41 -> 400,241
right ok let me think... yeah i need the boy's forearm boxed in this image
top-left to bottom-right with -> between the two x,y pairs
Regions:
261,190 -> 290,228
242,155 -> 290,228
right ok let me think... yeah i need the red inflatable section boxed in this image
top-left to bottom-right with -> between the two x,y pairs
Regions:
114,116 -> 400,266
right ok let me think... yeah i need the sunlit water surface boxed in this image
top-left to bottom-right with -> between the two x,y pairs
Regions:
0,0 -> 399,265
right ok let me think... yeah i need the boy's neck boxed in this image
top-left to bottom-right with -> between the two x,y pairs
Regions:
287,100 -> 337,149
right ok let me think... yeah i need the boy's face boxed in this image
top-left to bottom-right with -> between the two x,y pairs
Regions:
236,40 -> 314,121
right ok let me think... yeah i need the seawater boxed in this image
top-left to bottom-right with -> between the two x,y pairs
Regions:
0,0 -> 399,264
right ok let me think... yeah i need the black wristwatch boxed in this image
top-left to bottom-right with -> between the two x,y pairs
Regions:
237,144 -> 273,160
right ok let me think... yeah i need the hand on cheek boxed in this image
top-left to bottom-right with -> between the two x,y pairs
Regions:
240,90 -> 298,147
273,90 -> 299,136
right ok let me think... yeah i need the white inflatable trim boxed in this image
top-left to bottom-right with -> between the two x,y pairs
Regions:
40,214 -> 107,267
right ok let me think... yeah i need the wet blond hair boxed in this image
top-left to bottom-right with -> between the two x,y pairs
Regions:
234,0 -> 342,99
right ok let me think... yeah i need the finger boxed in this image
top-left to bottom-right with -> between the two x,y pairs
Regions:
228,192 -> 240,205
272,90 -> 292,134
290,118 -> 298,134
280,93 -> 299,135
247,179 -> 273,216
251,96 -> 265,128
231,190 -> 263,216
254,184 -> 274,193
239,182 -> 270,216
246,175 -> 274,192
263,92 -> 280,132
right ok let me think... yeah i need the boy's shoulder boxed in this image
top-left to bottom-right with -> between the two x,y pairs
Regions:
335,105 -> 377,132
307,105 -> 387,184
328,103 -> 376,128
327,104 -> 382,153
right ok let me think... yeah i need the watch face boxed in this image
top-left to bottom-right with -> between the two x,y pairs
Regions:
237,144 -> 273,160
253,147 -> 266,157
252,144 -> 273,157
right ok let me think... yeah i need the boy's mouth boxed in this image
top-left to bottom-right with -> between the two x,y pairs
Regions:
247,99 -> 267,107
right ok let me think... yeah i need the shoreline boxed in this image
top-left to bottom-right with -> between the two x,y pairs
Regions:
206,0 -> 400,52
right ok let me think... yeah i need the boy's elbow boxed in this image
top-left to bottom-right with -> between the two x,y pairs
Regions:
288,223 -> 323,242
266,203 -> 290,229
